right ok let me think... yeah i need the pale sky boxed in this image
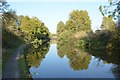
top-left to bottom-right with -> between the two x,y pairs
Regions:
8,0 -> 108,2
8,0 -> 109,33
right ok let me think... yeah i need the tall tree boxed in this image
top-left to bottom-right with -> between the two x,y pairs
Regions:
66,10 -> 91,32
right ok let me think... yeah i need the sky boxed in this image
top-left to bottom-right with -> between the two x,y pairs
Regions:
8,0 -> 109,33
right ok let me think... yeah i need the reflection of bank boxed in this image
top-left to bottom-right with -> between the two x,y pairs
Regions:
24,42 -> 50,68
89,49 -> 120,78
57,39 -> 91,71
57,37 -> 120,78
50,39 -> 57,44
89,50 -> 120,65
50,33 -> 57,44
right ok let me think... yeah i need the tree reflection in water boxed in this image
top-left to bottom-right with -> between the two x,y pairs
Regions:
24,42 -> 50,68
23,37 -> 120,78
57,37 -> 120,78
57,38 -> 91,71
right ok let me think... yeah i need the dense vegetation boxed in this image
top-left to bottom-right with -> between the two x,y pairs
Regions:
57,1 -> 120,51
2,1 -> 50,72
57,10 -> 92,50
98,0 -> 120,51
19,16 -> 50,43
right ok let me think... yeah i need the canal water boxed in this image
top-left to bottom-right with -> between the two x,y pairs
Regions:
25,43 -> 119,78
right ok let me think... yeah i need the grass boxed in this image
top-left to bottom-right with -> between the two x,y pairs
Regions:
18,52 -> 32,79
19,54 -> 26,78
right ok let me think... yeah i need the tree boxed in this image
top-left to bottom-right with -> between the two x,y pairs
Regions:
66,10 -> 91,32
2,1 -> 24,48
20,16 -> 50,42
101,16 -> 115,31
1,1 -> 17,27
57,21 -> 65,36
99,0 -> 120,25
99,0 -> 120,51
0,1 -> 10,13
107,27 -> 120,50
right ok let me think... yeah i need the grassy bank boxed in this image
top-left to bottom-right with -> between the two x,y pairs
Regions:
19,51 -> 32,79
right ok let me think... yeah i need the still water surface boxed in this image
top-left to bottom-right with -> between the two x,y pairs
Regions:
27,44 -> 117,78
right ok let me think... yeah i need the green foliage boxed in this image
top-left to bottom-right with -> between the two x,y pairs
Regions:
2,2 -> 24,49
2,27 -> 24,48
106,27 -> 120,50
57,21 -> 65,36
2,11 -> 50,49
2,2 -> 50,75
57,36 -> 91,70
57,30 -> 72,42
75,39 -> 86,49
88,30 -> 112,49
19,16 -> 50,42
99,0 -> 120,20
57,30 -> 73,58
66,10 -> 91,32
70,51 -> 91,71
24,43 -> 50,67
57,10 -> 92,50
57,23 -> 92,70
32,39 -> 42,49
1,1 -> 17,27
99,0 -> 120,28
18,54 -> 31,78
2,11 -> 17,27
98,0 -> 120,51
101,16 -> 115,31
